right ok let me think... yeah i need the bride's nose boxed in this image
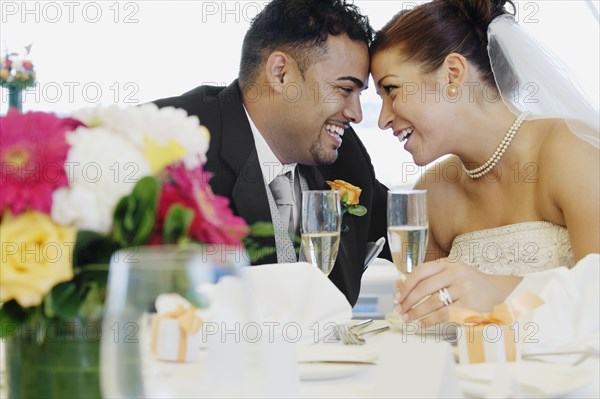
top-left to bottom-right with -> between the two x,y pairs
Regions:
378,100 -> 394,130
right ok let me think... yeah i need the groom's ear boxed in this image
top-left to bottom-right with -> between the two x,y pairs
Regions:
442,52 -> 467,85
264,51 -> 300,95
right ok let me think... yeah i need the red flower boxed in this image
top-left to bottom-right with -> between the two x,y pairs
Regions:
155,163 -> 249,245
0,110 -> 83,215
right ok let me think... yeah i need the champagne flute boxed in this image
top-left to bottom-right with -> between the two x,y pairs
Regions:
301,190 -> 342,275
387,190 -> 428,280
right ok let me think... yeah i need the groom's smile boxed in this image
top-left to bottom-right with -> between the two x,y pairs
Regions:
324,122 -> 347,147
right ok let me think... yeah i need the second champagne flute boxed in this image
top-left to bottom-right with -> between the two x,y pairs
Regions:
301,190 -> 341,275
387,190 -> 429,280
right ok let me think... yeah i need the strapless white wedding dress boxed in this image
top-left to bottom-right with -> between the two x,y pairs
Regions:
448,221 -> 575,275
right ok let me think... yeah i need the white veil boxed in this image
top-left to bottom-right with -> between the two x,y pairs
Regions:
487,14 -> 599,148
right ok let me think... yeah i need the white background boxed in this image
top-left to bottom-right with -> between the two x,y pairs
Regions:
1,0 -> 598,188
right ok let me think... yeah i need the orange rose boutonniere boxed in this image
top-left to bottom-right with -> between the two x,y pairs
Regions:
326,180 -> 367,217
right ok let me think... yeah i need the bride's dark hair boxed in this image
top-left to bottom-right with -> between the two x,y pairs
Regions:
370,0 -> 515,89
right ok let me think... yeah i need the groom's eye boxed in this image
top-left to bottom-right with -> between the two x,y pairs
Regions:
337,86 -> 354,95
383,85 -> 397,95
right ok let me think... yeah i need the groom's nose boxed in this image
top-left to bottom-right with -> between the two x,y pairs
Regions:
343,94 -> 363,124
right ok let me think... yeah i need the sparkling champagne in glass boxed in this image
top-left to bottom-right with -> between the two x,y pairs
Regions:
387,190 -> 428,279
301,190 -> 342,275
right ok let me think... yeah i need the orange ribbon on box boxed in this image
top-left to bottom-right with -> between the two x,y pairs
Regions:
449,291 -> 544,364
151,305 -> 203,362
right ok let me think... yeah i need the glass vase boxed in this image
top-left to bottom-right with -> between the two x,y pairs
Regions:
7,86 -> 23,112
5,321 -> 101,399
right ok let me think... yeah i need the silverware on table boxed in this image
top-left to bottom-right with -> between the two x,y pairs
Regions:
337,324 -> 390,345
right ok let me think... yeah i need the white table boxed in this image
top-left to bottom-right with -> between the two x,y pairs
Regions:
139,320 -> 600,398
2,321 -> 598,398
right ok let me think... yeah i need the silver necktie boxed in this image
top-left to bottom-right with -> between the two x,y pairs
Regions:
269,171 -> 296,236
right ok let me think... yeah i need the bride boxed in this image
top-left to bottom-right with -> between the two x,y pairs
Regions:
370,0 -> 599,326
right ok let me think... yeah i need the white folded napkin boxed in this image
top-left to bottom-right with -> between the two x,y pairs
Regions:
196,263 -> 352,396
239,262 -> 353,343
507,254 -> 600,355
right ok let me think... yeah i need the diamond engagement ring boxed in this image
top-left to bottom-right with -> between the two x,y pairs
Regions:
438,287 -> 453,306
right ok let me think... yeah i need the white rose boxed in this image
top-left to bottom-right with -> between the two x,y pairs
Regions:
57,126 -> 151,233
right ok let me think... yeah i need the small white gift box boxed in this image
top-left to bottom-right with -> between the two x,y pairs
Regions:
150,305 -> 203,362
455,323 -> 520,365
449,292 -> 544,364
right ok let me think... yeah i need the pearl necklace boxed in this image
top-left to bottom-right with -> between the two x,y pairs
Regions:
462,112 -> 528,179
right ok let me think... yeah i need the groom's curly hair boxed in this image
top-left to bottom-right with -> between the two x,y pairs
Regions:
238,0 -> 374,93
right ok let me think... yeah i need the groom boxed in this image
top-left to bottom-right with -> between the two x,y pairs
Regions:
154,0 -> 389,306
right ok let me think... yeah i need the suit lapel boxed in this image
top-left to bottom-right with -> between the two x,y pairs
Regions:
218,82 -> 276,261
299,164 -> 327,189
230,149 -> 272,226
218,81 -> 256,182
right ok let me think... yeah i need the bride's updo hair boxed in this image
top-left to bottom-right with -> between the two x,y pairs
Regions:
370,0 -> 515,89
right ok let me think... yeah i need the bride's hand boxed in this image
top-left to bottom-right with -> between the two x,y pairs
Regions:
394,258 -> 523,327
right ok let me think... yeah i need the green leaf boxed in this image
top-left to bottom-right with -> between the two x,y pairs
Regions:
73,231 -> 120,267
134,208 -> 157,244
347,205 -> 367,217
247,221 -> 275,237
341,191 -> 349,203
113,176 -> 159,246
163,204 -> 195,244
46,282 -> 80,321
241,222 -> 277,263
245,246 -> 277,263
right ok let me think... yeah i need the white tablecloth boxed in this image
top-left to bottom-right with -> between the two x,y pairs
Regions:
1,321 -> 598,398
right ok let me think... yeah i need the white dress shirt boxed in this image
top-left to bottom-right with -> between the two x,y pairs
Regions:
243,106 -> 300,231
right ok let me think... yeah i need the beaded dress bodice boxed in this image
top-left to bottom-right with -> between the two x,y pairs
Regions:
448,221 -> 575,275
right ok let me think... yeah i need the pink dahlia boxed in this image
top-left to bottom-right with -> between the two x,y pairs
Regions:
0,109 -> 83,215
155,163 -> 249,245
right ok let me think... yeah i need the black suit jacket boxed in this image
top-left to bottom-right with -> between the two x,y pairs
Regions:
154,81 -> 390,306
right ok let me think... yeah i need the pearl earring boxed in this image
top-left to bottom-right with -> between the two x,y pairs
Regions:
447,83 -> 459,97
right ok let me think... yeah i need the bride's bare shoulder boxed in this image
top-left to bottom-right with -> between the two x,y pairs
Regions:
534,119 -> 599,203
537,119 -> 598,167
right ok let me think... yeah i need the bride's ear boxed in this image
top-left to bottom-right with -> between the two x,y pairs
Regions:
442,52 -> 467,85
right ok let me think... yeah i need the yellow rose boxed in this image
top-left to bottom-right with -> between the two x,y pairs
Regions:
0,212 -> 76,307
326,179 -> 362,205
0,69 -> 8,80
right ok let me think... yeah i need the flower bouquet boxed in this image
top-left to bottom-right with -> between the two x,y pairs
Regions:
0,45 -> 36,111
0,104 -> 256,398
